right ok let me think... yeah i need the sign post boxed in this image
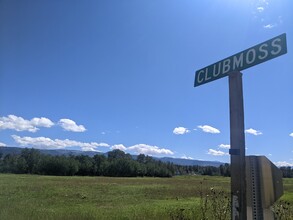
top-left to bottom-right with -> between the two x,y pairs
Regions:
229,72 -> 246,220
194,33 -> 287,219
246,156 -> 283,219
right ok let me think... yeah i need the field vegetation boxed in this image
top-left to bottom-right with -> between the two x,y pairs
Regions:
0,174 -> 292,220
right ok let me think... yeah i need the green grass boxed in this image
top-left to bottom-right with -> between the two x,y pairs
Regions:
0,174 -> 292,219
281,178 -> 293,201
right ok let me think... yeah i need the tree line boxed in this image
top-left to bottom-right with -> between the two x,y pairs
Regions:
0,148 -> 233,177
279,166 -> 293,178
2,148 -> 292,178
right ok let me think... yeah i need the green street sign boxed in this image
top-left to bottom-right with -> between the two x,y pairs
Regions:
194,33 -> 287,87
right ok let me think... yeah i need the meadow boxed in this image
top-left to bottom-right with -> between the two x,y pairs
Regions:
0,174 -> 292,220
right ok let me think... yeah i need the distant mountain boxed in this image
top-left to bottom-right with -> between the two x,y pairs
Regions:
0,146 -> 23,155
0,146 -> 103,157
0,146 -> 224,167
154,157 -> 224,167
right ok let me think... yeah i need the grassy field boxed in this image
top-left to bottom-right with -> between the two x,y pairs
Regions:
0,174 -> 292,220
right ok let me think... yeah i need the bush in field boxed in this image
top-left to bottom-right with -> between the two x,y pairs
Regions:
208,187 -> 230,220
197,181 -> 230,220
169,180 -> 230,220
272,200 -> 293,220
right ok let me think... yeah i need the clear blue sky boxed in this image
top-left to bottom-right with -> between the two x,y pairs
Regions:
1,0 -> 292,165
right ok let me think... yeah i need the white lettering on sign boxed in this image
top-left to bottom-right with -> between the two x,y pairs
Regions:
271,38 -> 282,55
204,68 -> 211,81
195,33 -> 287,87
233,53 -> 244,69
197,70 -> 205,84
246,49 -> 256,65
212,63 -> 221,77
258,43 -> 268,60
222,59 -> 231,74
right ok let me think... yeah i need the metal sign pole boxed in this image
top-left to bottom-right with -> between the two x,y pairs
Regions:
229,71 -> 247,220
194,34 -> 287,219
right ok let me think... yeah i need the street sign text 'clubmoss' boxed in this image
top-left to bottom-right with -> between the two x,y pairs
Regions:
194,33 -> 287,87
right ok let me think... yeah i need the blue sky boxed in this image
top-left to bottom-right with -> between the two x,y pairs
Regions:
0,0 -> 292,165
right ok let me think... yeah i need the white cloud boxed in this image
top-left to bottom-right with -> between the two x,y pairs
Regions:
263,24 -> 276,29
0,115 -> 54,132
128,144 -> 174,156
289,133 -> 293,137
181,155 -> 193,160
98,143 -> 110,147
58,119 -> 86,132
257,7 -> 264,12
110,143 -> 175,156
173,127 -> 190,135
245,128 -> 262,136
0,142 -> 7,147
208,149 -> 228,156
278,16 -> 283,24
111,144 -> 127,151
11,135 -> 109,151
0,115 -> 89,133
198,125 -> 220,134
274,161 -> 293,167
253,0 -> 282,30
31,117 -> 54,128
219,144 -> 230,149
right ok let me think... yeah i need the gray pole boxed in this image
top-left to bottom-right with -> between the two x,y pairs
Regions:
229,71 -> 246,220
